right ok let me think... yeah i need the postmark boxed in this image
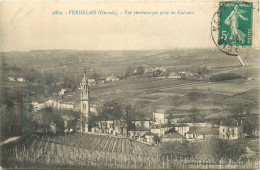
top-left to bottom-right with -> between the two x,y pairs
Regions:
211,1 -> 253,56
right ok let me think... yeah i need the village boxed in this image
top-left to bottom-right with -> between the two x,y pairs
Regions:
1,49 -> 259,169
27,70 -> 258,146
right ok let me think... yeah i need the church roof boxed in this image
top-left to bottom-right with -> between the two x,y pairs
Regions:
82,73 -> 88,83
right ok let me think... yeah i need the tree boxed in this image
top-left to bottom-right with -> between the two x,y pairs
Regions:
189,107 -> 200,122
153,69 -> 163,77
123,104 -> 134,136
208,138 -> 245,161
229,103 -> 253,119
125,67 -> 134,77
44,72 -> 55,86
101,101 -> 123,128
159,141 -> 192,158
136,66 -> 145,75
93,73 -> 100,82
153,134 -> 160,144
243,119 -> 256,137
88,113 -> 99,131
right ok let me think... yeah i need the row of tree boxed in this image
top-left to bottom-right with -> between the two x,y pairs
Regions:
159,137 -> 252,161
89,101 -> 146,135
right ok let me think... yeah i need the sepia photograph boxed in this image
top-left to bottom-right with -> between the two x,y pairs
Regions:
0,0 -> 259,169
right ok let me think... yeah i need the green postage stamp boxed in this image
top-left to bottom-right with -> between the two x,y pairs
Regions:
218,2 -> 253,47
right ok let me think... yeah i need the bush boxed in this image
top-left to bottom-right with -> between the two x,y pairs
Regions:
210,73 -> 241,81
159,141 -> 192,158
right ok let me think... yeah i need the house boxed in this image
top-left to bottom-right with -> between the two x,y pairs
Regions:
151,125 -> 169,137
52,100 -> 75,110
98,120 -> 114,134
186,123 -> 213,128
161,132 -> 185,142
129,126 -> 151,139
98,120 -> 126,136
185,127 -> 218,140
32,102 -> 45,111
59,88 -> 69,96
106,74 -> 119,82
56,81 -> 64,85
55,101 -> 75,110
219,119 -> 243,140
153,109 -> 169,125
131,117 -> 152,129
174,124 -> 190,136
17,78 -> 25,82
7,77 -> 16,81
98,78 -> 106,84
170,115 -> 187,124
144,132 -> 156,144
90,106 -> 98,114
91,127 -> 101,133
44,99 -> 55,107
168,72 -> 181,79
88,79 -> 96,86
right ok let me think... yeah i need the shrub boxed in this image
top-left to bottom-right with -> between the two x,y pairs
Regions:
210,73 -> 241,81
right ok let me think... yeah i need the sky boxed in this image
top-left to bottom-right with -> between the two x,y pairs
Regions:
0,0 -> 258,52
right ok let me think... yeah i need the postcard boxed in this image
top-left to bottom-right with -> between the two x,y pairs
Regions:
0,0 -> 259,169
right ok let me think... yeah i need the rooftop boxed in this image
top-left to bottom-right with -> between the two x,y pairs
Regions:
187,127 -> 219,135
162,132 -> 185,139
220,119 -> 242,127
129,126 -> 151,132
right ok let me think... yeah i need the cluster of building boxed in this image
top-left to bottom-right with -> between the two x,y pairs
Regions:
32,74 -> 256,145
90,108 -> 249,145
7,76 -> 25,82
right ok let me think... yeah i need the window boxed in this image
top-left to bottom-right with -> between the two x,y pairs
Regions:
223,129 -> 225,132
83,103 -> 86,111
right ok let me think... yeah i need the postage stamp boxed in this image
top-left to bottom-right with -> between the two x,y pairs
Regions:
211,1 -> 253,56
219,2 -> 253,46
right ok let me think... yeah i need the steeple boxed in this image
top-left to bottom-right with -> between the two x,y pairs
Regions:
80,73 -> 89,133
82,73 -> 88,83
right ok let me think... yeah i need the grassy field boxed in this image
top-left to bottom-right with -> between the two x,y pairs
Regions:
1,48 -> 259,120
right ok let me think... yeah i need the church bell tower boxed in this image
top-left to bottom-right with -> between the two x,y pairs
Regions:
80,73 -> 89,132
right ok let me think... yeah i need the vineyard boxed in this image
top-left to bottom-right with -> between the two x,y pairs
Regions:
1,133 -> 259,169
38,133 -> 155,156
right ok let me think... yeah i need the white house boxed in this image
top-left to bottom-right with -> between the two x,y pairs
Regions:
153,109 -> 169,125
185,127 -> 218,140
131,119 -> 152,129
88,79 -> 96,86
106,74 -> 119,82
17,78 -> 25,82
59,88 -> 69,96
7,77 -> 16,81
129,127 -> 151,139
186,123 -> 213,128
168,72 -> 181,79
219,119 -> 243,140
98,120 -> 126,136
151,125 -> 169,137
32,102 -> 45,111
174,124 -> 190,136
53,100 -> 75,110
